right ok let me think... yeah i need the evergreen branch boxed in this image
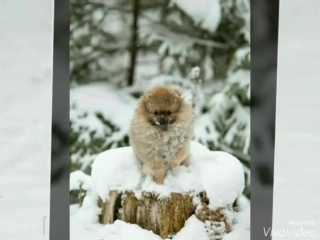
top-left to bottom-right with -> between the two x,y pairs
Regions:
145,23 -> 229,49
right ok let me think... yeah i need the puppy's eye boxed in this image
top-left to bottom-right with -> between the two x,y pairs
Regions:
154,111 -> 158,116
167,111 -> 171,116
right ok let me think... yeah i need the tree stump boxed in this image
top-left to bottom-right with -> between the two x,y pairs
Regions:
72,142 -> 245,239
85,190 -> 238,239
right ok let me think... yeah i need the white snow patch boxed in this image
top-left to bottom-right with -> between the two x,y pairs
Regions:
171,0 -> 221,32
191,150 -> 245,209
174,215 -> 210,240
70,170 -> 92,191
77,192 -> 101,225
102,220 -> 162,240
224,198 -> 250,240
91,147 -> 142,201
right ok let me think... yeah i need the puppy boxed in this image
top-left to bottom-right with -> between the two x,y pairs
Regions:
129,86 -> 194,184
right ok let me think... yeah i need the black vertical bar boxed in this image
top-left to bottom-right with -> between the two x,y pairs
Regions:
251,0 -> 280,239
50,0 -> 70,239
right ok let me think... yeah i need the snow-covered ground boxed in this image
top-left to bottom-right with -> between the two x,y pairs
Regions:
0,1 -> 53,239
272,0 -> 320,239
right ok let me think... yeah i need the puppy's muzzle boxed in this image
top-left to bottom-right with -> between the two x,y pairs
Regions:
158,118 -> 168,126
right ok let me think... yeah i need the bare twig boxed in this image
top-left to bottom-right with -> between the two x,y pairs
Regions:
127,0 -> 140,86
190,66 -> 202,109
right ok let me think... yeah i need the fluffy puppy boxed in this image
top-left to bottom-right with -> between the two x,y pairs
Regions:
129,86 -> 194,184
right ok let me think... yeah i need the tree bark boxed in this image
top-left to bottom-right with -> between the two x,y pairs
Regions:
93,190 -> 238,239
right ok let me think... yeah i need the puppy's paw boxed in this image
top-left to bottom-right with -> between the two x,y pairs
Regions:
170,160 -> 180,169
153,174 -> 165,185
152,169 -> 167,185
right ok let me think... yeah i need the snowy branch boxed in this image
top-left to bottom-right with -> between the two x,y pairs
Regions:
86,1 -> 230,49
144,23 -> 229,49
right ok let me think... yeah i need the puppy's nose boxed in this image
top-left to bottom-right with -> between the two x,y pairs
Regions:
159,118 -> 168,125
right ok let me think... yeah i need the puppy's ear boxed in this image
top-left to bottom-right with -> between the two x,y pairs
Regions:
141,91 -> 155,112
171,89 -> 182,99
142,91 -> 153,102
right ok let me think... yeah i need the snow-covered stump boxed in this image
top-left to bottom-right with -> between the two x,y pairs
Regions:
71,141 -> 245,239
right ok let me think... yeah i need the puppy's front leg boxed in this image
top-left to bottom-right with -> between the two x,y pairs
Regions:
143,162 -> 168,185
171,148 -> 188,169
152,168 -> 167,184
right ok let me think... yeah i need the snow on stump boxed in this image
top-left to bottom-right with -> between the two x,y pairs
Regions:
72,141 -> 245,239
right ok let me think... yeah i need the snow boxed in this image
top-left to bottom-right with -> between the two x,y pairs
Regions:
77,192 -> 102,225
171,0 -> 221,32
0,0 -> 53,239
71,153 -> 99,172
224,203 -> 250,240
191,150 -> 245,209
70,170 -> 92,191
91,147 -> 142,201
90,141 -> 244,209
173,215 -> 210,240
102,11 -> 125,35
147,75 -> 194,92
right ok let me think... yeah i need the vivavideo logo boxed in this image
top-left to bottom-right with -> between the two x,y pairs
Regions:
264,224 -> 316,238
